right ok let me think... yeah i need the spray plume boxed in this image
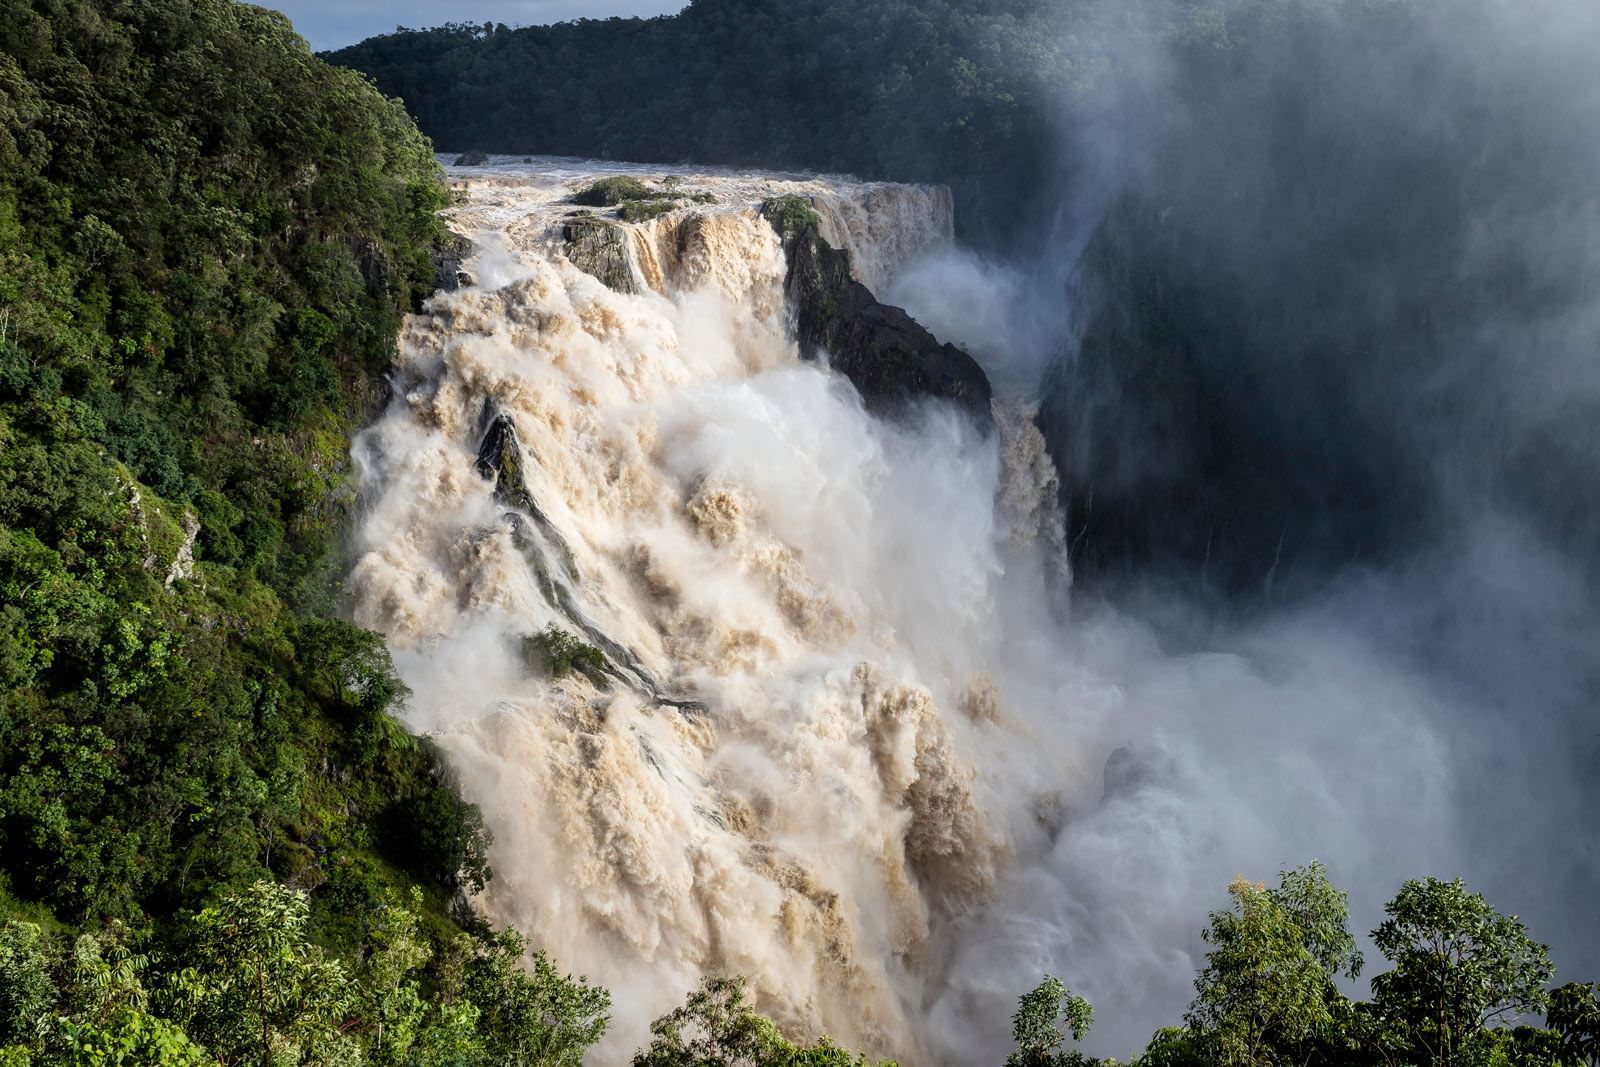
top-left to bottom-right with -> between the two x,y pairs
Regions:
352,126 -> 1599,1063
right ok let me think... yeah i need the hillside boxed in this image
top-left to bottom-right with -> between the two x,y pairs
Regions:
0,0 -> 606,1059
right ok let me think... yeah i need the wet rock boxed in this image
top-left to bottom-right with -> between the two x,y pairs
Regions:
560,216 -> 637,293
431,232 -> 474,293
1100,745 -> 1176,804
763,197 -> 992,425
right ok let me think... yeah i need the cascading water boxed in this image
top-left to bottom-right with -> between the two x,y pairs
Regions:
348,157 -> 1586,1064
350,159 -> 1073,1061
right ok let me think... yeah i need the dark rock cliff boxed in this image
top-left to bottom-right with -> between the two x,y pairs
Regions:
762,197 -> 992,426
431,232 -> 475,293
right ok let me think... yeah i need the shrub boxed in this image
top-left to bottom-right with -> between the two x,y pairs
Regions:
522,626 -> 609,685
619,199 -> 680,223
762,195 -> 822,236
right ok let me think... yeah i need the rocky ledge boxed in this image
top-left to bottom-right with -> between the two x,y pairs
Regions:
761,196 -> 992,425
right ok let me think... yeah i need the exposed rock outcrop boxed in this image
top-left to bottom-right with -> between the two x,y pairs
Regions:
762,197 -> 992,425
560,216 -> 637,294
474,405 -> 708,714
432,233 -> 474,293
474,409 -> 578,576
165,512 -> 200,589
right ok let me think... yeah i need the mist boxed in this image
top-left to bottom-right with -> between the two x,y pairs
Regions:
889,0 -> 1600,1056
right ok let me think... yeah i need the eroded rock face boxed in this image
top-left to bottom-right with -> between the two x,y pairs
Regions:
764,201 -> 992,425
432,233 -> 475,293
560,216 -> 638,294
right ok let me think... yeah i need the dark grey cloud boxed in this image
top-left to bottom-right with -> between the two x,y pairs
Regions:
266,0 -> 686,51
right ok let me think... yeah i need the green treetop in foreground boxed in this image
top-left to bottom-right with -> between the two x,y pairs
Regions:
1035,866 -> 1593,1067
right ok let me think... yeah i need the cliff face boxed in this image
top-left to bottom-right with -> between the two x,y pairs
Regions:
467,162 -> 991,427
561,217 -> 639,294
763,198 -> 993,425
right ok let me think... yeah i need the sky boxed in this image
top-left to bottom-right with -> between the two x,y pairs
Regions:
266,0 -> 687,52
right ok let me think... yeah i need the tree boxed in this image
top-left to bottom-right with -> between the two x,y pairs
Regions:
0,920 -> 212,1064
1185,864 -> 1360,1066
633,975 -> 784,1067
53,1009 -> 210,1067
0,922 -> 55,1048
464,929 -> 610,1066
162,880 -> 356,1065
356,889 -> 432,1065
1548,983 -> 1600,1066
1136,1027 -> 1212,1067
1370,878 -> 1555,1067
59,925 -> 151,1030
1008,976 -> 1097,1066
632,975 -> 895,1067
1270,862 -> 1363,984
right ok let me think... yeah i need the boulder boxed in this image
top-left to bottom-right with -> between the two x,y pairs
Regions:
560,216 -> 637,293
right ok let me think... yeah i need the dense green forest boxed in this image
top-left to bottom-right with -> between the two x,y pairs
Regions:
0,0 -> 624,1059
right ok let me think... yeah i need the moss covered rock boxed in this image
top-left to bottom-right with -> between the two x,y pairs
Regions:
571,175 -> 655,206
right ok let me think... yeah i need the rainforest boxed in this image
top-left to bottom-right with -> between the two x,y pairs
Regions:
1,0 -> 1598,1064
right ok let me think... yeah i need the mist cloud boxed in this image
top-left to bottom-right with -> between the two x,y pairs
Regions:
906,0 -> 1600,1056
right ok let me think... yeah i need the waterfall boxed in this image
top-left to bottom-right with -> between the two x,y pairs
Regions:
349,160 -> 1068,1061
348,157 -> 1583,1065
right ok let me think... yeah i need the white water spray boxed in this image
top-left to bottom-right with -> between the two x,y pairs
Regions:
350,159 -> 1568,1063
351,159 -> 1067,1060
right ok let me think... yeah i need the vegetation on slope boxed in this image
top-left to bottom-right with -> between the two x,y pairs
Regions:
1003,866 -> 1600,1067
0,0 -> 604,1058
0,0 -> 475,922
